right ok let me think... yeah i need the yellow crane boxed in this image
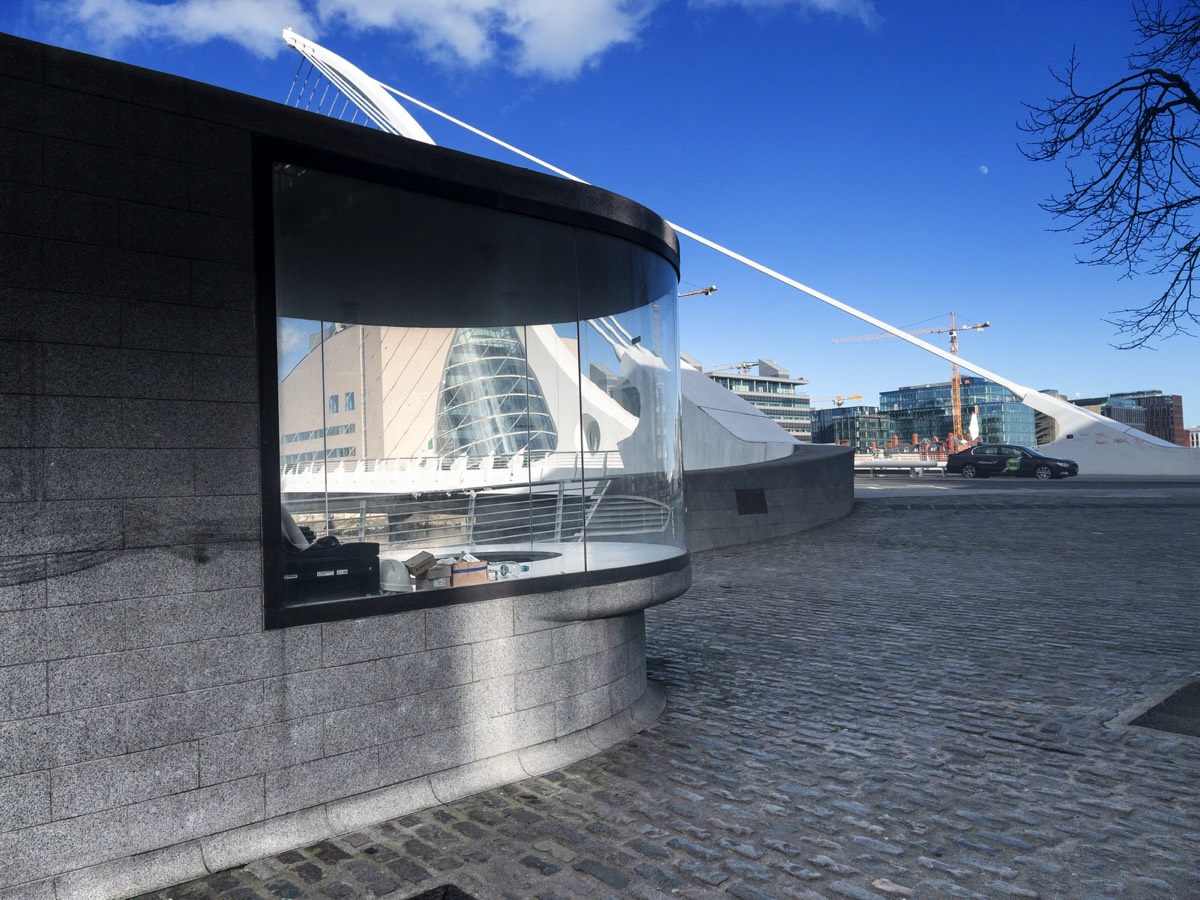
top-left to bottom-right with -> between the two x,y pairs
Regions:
809,394 -> 864,407
832,313 -> 990,438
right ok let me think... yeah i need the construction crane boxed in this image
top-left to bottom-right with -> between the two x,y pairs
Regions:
704,361 -> 756,374
809,394 -> 864,407
678,285 -> 718,297
833,313 -> 990,438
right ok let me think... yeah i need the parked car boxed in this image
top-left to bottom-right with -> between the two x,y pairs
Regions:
945,443 -> 1079,480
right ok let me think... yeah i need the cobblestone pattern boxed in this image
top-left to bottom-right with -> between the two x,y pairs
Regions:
133,484 -> 1200,899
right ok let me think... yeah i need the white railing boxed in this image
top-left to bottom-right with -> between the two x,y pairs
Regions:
281,450 -> 625,495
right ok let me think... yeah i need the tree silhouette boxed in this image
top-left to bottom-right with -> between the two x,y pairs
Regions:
1023,1 -> 1200,347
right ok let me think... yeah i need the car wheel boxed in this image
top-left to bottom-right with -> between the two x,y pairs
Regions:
1034,464 -> 1054,480
961,464 -> 978,479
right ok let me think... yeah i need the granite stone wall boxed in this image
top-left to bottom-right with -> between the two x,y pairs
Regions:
0,34 -> 678,900
684,444 -> 855,552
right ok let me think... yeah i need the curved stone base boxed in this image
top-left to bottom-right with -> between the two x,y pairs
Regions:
50,685 -> 666,900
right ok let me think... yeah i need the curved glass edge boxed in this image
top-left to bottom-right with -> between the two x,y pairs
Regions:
267,160 -> 683,621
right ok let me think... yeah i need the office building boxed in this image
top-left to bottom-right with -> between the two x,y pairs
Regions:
879,377 -> 1037,446
811,405 -> 894,450
703,358 -> 812,441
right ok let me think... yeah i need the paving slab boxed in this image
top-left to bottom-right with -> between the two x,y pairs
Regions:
131,477 -> 1200,899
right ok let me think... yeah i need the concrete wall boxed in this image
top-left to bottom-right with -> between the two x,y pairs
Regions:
684,444 -> 855,552
0,34 -> 682,900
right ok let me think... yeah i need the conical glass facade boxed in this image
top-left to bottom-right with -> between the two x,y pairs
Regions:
435,327 -> 557,458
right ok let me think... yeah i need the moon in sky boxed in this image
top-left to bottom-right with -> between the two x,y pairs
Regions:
979,165 -> 989,175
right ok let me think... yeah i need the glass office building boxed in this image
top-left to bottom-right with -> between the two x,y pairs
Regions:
880,377 -> 1036,445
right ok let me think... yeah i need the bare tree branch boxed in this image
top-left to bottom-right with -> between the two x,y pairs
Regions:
1022,0 -> 1200,347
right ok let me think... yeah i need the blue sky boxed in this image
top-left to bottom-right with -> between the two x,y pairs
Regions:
4,0 -> 1196,423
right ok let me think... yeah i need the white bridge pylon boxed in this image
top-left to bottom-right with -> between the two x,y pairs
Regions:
281,29 -> 1200,476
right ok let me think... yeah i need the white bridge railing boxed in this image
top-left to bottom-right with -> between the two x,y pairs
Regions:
281,450 -> 625,495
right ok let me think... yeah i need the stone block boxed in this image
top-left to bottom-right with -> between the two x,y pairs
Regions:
0,705 -> 126,777
551,618 -> 614,664
124,680 -> 263,753
0,878 -> 54,900
199,806 -> 329,874
0,233 -> 40,289
0,394 -> 36,449
326,778 -> 440,834
471,629 -> 554,681
0,127 -> 42,184
191,259 -> 255,313
263,661 -> 380,723
0,607 -> 46,665
190,541 -> 260,594
43,136 -> 189,209
3,500 -> 122,557
375,644 -> 471,697
1,182 -> 120,246
516,654 -> 599,711
0,770 -> 50,832
321,700 -> 389,757
513,585 -> 591,631
125,587 -> 259,648
122,495 -> 259,548
51,743 -> 198,819
46,547 -> 195,605
119,201 -> 252,265
0,661 -> 47,719
121,398 -> 256,449
44,447 -> 194,500
264,748 -> 378,818
0,804 -> 127,888
41,240 -> 190,305
35,396 -> 124,449
426,598 -> 516,649
2,290 -> 122,348
427,751 -> 528,806
117,104 -> 197,162
376,724 -> 475,787
518,730 -> 595,777
45,43 -> 188,111
45,600 -> 126,661
555,684 -> 612,737
321,613 -> 425,666
197,717 -> 323,787
41,343 -> 192,400
609,666 -> 647,715
49,633 -> 268,713
195,449 -> 259,496
0,554 -> 46,611
54,841 -> 205,900
191,351 -> 257,402
404,678 -> 517,736
474,706 -> 557,759
123,776 -> 263,855
188,167 -> 252,219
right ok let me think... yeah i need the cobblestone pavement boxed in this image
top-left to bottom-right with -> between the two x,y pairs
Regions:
137,477 -> 1200,900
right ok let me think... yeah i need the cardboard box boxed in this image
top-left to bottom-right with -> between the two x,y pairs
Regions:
403,551 -> 436,577
452,559 -> 489,586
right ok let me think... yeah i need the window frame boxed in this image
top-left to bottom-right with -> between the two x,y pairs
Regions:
253,138 -> 687,629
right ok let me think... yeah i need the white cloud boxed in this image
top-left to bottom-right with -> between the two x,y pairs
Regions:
65,0 -> 316,56
52,0 -> 874,76
316,0 -> 654,78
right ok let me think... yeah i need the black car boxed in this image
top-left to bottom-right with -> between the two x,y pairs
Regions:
945,443 -> 1079,480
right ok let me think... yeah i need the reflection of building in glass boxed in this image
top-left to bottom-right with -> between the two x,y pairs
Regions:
880,378 -> 1036,445
436,327 -> 557,458
278,322 -> 640,469
811,405 -> 893,450
702,359 -> 812,441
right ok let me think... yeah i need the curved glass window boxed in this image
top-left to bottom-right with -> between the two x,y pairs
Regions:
263,154 -> 684,626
